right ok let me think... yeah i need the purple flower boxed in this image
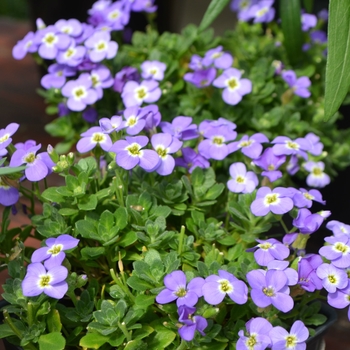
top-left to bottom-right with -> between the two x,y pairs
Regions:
230,0 -> 257,21
61,74 -> 98,112
292,188 -> 325,208
10,144 -> 49,181
269,320 -> 309,350
0,176 -> 19,206
292,208 -> 323,234
202,270 -> 248,305
319,235 -> 350,269
121,106 -> 148,135
303,161 -> 330,188
175,147 -> 210,173
82,107 -> 98,123
77,126 -> 113,153
122,80 -> 161,107
110,135 -> 160,171
123,0 -> 157,13
213,68 -> 252,105
141,60 -> 166,81
248,238 -> 289,266
160,116 -> 198,141
184,67 -> 217,88
310,30 -> 327,45
282,70 -> 311,98
99,115 -> 124,134
316,263 -> 348,293
84,31 -> 118,62
297,254 -> 323,292
88,65 -> 114,99
230,133 -> 269,159
55,18 -> 83,37
177,305 -> 208,341
103,2 -> 130,30
250,187 -> 294,217
34,25 -> 71,60
202,46 -> 233,69
301,13 -> 317,31
87,0 -> 112,26
12,32 -> 38,60
328,284 -> 350,321
305,133 -> 324,156
248,0 -> 275,23
58,103 -> 70,117
267,260 -> 298,286
271,136 -> 311,160
188,54 -> 204,71
151,133 -> 183,176
143,104 -> 161,132
56,43 -> 86,67
156,270 -> 204,307
41,64 -> 76,90
326,220 -> 350,237
198,126 -> 237,160
113,67 -> 140,93
253,148 -> 286,182
318,9 -> 329,21
31,234 -> 79,269
237,317 -> 272,350
22,262 -> 68,299
0,123 -> 20,152
227,162 -> 258,194
247,269 -> 293,312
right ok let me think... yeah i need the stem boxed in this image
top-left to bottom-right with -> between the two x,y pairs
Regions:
176,339 -> 188,350
27,302 -> 34,327
279,217 -> 289,234
177,225 -> 186,256
118,321 -> 131,342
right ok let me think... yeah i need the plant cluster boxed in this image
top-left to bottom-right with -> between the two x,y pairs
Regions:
0,0 -> 350,349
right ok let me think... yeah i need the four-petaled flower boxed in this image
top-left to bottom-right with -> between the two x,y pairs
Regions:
177,305 -> 208,341
227,162 -> 258,194
77,126 -> 113,153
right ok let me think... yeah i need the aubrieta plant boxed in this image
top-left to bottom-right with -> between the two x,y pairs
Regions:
1,0 -> 350,349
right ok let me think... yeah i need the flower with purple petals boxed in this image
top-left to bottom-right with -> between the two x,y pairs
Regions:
141,60 -> 166,81
272,136 -> 311,160
202,270 -> 248,305
143,104 -> 161,132
227,162 -> 258,194
31,234 -> 79,269
123,0 -> 157,13
248,238 -> 290,266
34,25 -> 71,60
292,208 -> 323,234
110,135 -> 160,171
248,0 -> 275,23
297,254 -> 323,292
282,70 -> 311,98
316,263 -> 348,293
230,0 -> 257,21
87,65 -> 114,99
151,133 -> 183,176
202,46 -> 233,69
10,144 -> 50,181
318,9 -> 329,21
113,67 -> 140,93
198,125 -> 237,160
82,107 -> 98,123
305,133 -> 324,156
328,284 -> 350,321
56,43 -> 86,67
269,320 -> 309,350
188,54 -> 204,71
77,126 -> 113,153
85,30 -> 118,62
12,32 -> 38,60
22,262 -> 68,299
213,68 -> 252,105
319,235 -> 350,269
122,80 -> 161,107
303,161 -> 330,188
87,0 -> 112,26
184,67 -> 217,88
267,260 -> 298,286
99,115 -> 124,134
237,317 -> 272,350
175,147 -> 210,173
250,187 -> 294,217
103,2 -> 130,30
0,123 -> 20,153
177,305 -> 208,341
120,105 -> 149,135
292,188 -> 325,209
230,133 -> 269,159
55,18 -> 83,37
326,220 -> 350,237
156,270 -> 204,307
62,74 -> 98,112
247,269 -> 293,312
160,116 -> 198,141
41,63 -> 76,90
0,176 -> 19,206
253,148 -> 286,182
301,13 -> 317,32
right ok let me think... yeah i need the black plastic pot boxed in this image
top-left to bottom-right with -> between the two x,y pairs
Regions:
0,299 -> 338,350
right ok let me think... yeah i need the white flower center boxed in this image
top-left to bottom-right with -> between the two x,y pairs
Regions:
73,86 -> 87,100
218,279 -> 233,294
43,32 -> 58,46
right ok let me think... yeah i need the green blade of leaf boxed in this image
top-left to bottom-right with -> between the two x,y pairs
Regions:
280,0 -> 303,65
0,165 -> 26,176
198,0 -> 231,33
324,0 -> 350,121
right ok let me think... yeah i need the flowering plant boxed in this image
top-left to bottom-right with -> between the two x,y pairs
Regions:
1,0 -> 350,349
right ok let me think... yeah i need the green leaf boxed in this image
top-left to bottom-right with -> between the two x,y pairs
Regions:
198,0 -> 231,33
280,0 -> 303,65
0,165 -> 26,175
147,323 -> 176,349
0,323 -> 16,338
303,314 -> 327,326
79,332 -> 108,349
41,187 -> 65,203
58,208 -> 79,216
47,309 -> 62,333
124,339 -> 146,350
115,207 -> 128,230
324,0 -> 350,120
303,0 -> 313,13
78,194 -> 98,211
81,247 -> 106,260
118,230 -> 137,247
38,332 -> 66,350
127,276 -> 154,291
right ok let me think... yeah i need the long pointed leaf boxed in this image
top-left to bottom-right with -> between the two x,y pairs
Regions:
0,165 -> 26,176
198,0 -> 231,33
280,0 -> 303,65
324,0 -> 350,121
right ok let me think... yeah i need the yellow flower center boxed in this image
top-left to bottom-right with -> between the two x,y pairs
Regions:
150,68 -> 157,75
175,287 -> 187,297
136,88 -> 147,99
335,243 -> 348,254
24,152 -> 36,164
48,244 -> 63,256
236,176 -> 245,183
213,136 -> 224,145
285,335 -> 297,348
127,117 -> 137,127
303,193 -> 314,200
312,167 -> 323,176
246,334 -> 257,350
65,48 -> 75,58
257,7 -> 268,17
39,275 -> 51,288
74,87 -> 86,99
127,143 -> 141,156
109,10 -> 120,19
328,275 -> 337,284
97,41 -> 106,51
286,141 -> 299,150
219,279 -> 233,293
92,133 -> 105,143
0,134 -> 9,144
91,75 -> 99,87
44,33 -> 57,45
239,140 -> 252,148
265,193 -> 279,205
263,287 -> 275,297
156,146 -> 168,159
212,52 -> 222,59
268,164 -> 275,171
228,78 -> 238,90
259,242 -> 272,250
